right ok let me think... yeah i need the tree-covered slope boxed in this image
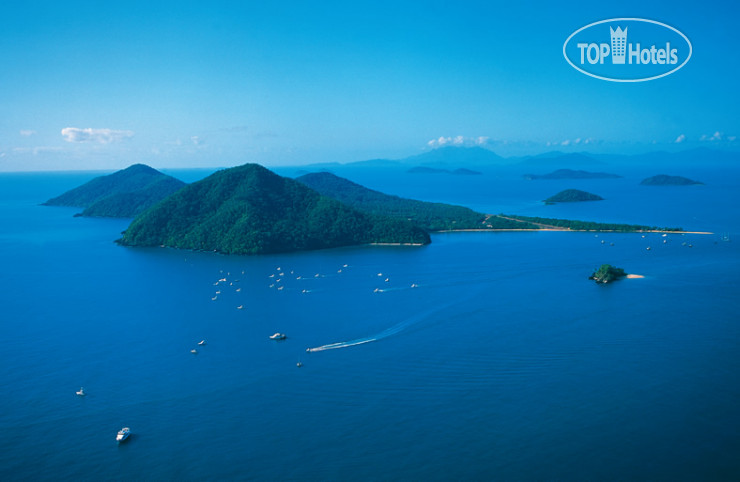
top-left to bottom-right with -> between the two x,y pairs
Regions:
44,164 -> 186,217
119,164 -> 430,255
296,171 -> 522,231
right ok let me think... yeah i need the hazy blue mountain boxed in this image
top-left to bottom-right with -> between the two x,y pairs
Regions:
400,146 -> 504,168
518,152 -> 605,169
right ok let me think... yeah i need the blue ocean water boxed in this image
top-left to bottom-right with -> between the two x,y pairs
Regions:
1,166 -> 739,480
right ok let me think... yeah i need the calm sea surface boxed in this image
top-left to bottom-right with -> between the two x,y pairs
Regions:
0,165 -> 739,480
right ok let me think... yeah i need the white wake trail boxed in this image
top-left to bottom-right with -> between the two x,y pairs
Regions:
305,299 -> 465,353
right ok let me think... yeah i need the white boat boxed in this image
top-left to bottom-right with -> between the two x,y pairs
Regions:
191,349 -> 198,354
76,387 -> 85,396
269,333 -> 287,340
198,340 -> 206,346
116,427 -> 131,442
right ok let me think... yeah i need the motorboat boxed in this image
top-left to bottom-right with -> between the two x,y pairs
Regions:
191,349 -> 198,354
269,333 -> 287,341
116,427 -> 131,443
76,387 -> 85,396
198,340 -> 206,346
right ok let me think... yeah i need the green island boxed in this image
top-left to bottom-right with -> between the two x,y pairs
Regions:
544,189 -> 604,204
524,169 -> 621,180
43,164 -> 186,218
42,163 -> 686,255
640,174 -> 703,186
589,264 -> 627,284
118,164 -> 430,255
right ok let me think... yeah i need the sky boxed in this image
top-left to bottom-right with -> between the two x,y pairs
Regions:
1,0 -> 739,171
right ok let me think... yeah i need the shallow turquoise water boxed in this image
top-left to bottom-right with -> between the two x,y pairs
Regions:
0,167 -> 738,480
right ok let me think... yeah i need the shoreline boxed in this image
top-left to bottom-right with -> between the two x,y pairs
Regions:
368,242 -> 426,246
436,229 -> 714,235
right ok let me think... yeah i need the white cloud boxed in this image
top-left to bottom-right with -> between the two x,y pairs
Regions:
427,135 -> 492,148
700,131 -> 723,142
191,135 -> 203,146
675,134 -> 686,143
551,137 -> 594,147
20,130 -> 37,137
61,127 -> 134,144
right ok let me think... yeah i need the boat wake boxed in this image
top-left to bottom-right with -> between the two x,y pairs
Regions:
306,301 -> 460,353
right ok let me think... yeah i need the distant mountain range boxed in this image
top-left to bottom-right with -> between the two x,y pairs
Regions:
43,164 -> 186,217
302,146 -> 740,172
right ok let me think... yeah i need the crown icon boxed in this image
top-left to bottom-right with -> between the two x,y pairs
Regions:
610,26 -> 627,64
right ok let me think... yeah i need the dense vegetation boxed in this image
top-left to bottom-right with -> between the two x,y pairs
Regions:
589,264 -> 627,283
524,169 -> 621,180
544,189 -> 604,203
296,172 -> 533,231
640,174 -> 703,186
500,214 -> 683,232
120,164 -> 430,255
44,164 -> 186,218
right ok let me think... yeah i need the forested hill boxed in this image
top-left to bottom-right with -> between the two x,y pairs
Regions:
296,171 -> 533,231
43,164 -> 186,218
119,164 -> 430,255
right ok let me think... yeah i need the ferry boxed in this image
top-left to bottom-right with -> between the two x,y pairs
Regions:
116,427 -> 131,443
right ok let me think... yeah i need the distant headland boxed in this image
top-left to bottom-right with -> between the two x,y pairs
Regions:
640,174 -> 703,186
43,164 -> 186,218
